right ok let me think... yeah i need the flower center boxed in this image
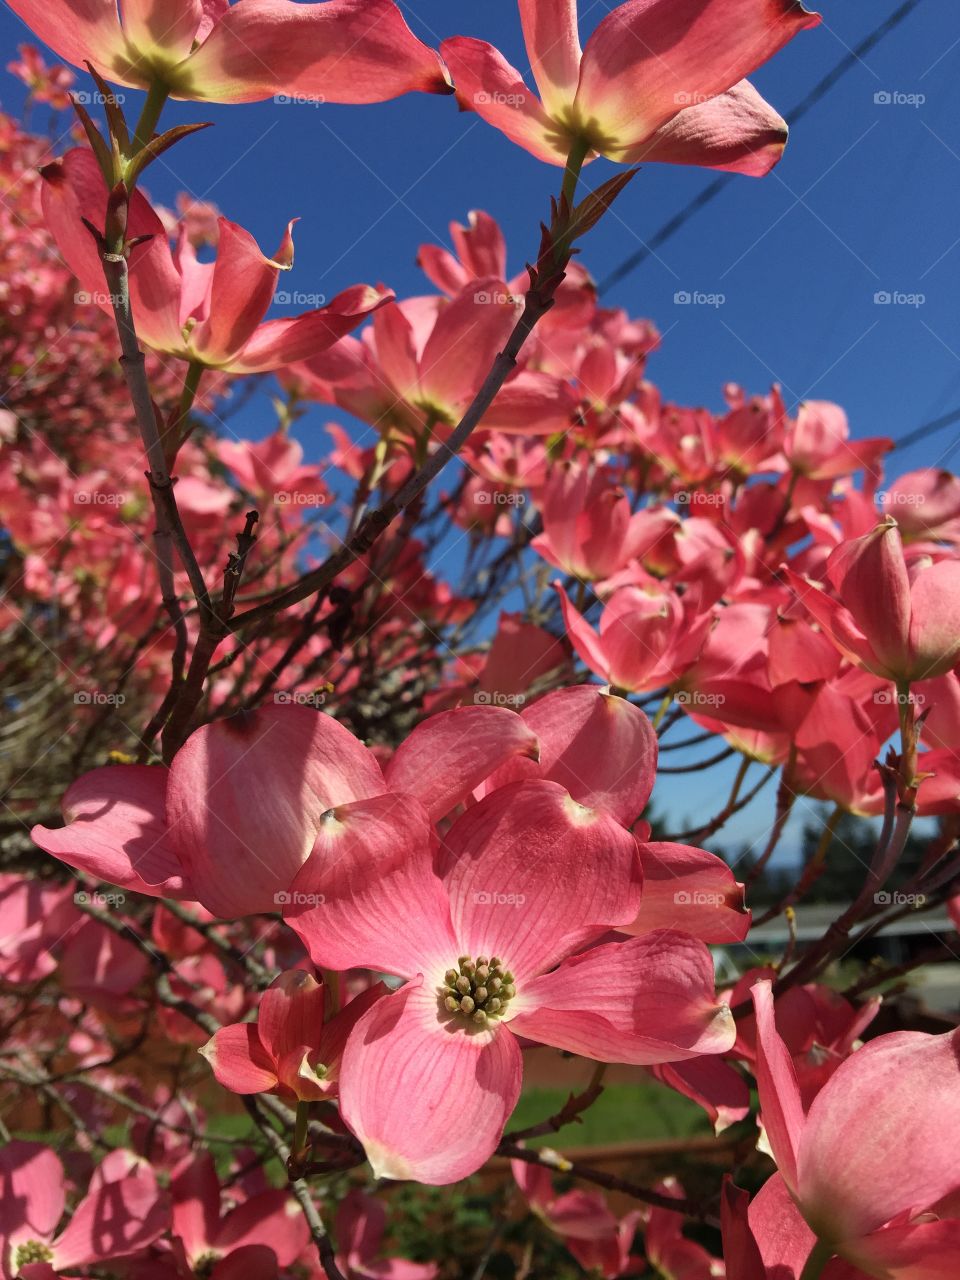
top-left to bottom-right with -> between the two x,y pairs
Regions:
15,1241 -> 54,1266
441,955 -> 516,1026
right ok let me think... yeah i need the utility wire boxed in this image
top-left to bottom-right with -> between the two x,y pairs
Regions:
597,0 -> 925,295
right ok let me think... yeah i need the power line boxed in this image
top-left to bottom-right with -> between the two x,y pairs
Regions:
892,405 -> 960,452
598,0 -> 925,295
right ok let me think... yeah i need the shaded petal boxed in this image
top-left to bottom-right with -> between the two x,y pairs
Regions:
170,1153 -> 221,1259
218,1190 -> 309,1265
480,370 -> 578,435
385,705 -> 540,823
797,1026 -> 960,1242
40,148 -> 183,354
441,779 -> 642,981
440,37 -> 569,165
623,842 -> 750,942
227,285 -> 393,373
199,1023 -> 280,1095
32,765 -> 188,898
418,278 -> 521,417
908,558 -> 960,680
620,80 -> 788,176
6,0 -> 130,80
651,1055 -> 751,1133
518,0 -> 582,117
745,1172 -> 817,1278
285,794 -> 456,979
190,218 -> 292,366
752,980 -> 805,1195
576,0 -> 819,149
181,0 -> 451,104
212,1246 -> 278,1280
166,703 -> 384,919
845,1221 -> 960,1280
257,970 -> 325,1063
339,979 -> 522,1184
0,1141 -> 64,1243
510,932 -> 735,1064
119,0 -> 203,63
53,1167 -> 167,1267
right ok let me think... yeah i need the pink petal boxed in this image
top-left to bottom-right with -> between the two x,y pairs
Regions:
31,764 -> 188,898
256,970 -> 325,1063
5,0 -> 129,79
200,1023 -> 280,1095
576,0 -> 819,151
441,780 -> 642,982
212,1245 -> 279,1280
480,370 -> 578,435
218,1190 -> 309,1265
385,705 -> 540,823
751,980 -> 805,1195
418,277 -> 521,417
651,1055 -> 751,1133
519,685 -> 658,827
845,1220 -> 960,1279
339,979 -> 522,1184
336,1190 -> 386,1263
827,520 -> 912,679
40,148 -> 183,354
623,842 -> 750,943
228,285 -> 393,374
312,984 -> 389,1091
0,1141 -> 64,1242
624,81 -> 788,176
171,1152 -> 220,1258
190,218 -> 290,366
285,795 -> 456,979
182,0 -> 451,104
518,0 -> 582,117
745,1172 -> 818,1277
556,584 -> 612,682
119,0 -> 203,62
510,932 -> 735,1064
53,1165 -> 167,1267
797,1027 -> 960,1242
908,558 -> 960,680
440,37 -> 568,166
720,1179 -> 766,1280
165,703 -> 384,918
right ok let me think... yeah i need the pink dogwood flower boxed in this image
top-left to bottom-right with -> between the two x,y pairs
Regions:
752,979 -> 960,1276
31,701 -> 539,918
41,149 -> 392,374
786,517 -> 960,683
512,1158 -> 641,1278
201,970 -> 385,1103
0,1143 -> 168,1278
441,0 -> 819,174
7,0 -> 451,103
284,773 -> 735,1184
333,1191 -> 437,1280
166,1151 -> 309,1278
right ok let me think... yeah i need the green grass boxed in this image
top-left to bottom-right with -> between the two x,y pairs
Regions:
509,1077 -> 710,1147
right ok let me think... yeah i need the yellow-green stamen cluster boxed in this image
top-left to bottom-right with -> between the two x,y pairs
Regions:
15,1242 -> 54,1267
441,955 -> 516,1026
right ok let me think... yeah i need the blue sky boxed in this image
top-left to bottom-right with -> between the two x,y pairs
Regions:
2,0 -> 956,859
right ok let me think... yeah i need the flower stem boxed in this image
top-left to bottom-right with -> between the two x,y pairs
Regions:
131,81 -> 169,158
561,136 -> 590,207
799,1240 -> 834,1280
293,1100 -> 310,1157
